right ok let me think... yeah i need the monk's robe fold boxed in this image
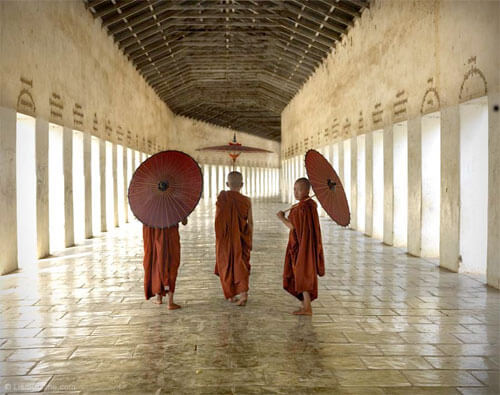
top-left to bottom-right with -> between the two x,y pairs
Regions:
143,225 -> 180,300
283,198 -> 325,301
215,191 -> 252,299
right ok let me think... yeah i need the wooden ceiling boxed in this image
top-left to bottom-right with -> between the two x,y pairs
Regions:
85,0 -> 368,141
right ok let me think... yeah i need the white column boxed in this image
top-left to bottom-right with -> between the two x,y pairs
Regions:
383,125 -> 394,245
350,136 -> 357,230
112,144 -> 119,227
338,141 -> 344,189
0,107 -> 18,274
84,132 -> 93,237
407,117 -> 422,256
36,118 -> 50,257
440,105 -> 460,272
63,126 -> 74,247
100,139 -> 107,233
487,93 -> 500,289
261,168 -> 265,197
365,133 -> 373,236
123,145 -> 128,223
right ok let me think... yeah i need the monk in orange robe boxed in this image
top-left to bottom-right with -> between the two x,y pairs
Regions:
277,178 -> 325,315
215,171 -> 253,306
143,217 -> 187,309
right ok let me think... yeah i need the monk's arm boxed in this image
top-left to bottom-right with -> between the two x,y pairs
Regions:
276,211 -> 294,231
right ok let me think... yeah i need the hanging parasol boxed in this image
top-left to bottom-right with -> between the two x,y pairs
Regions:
196,133 -> 273,166
285,149 -> 350,227
128,150 -> 203,228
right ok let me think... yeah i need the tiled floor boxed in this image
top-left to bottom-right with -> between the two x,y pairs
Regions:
0,199 -> 499,394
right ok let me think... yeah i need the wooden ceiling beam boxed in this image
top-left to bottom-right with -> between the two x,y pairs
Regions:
315,0 -> 361,18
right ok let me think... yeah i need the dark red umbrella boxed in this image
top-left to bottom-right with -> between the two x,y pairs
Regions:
305,149 -> 350,226
196,133 -> 273,166
128,150 -> 203,228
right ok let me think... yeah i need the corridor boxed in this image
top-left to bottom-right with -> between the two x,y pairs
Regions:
1,200 -> 498,393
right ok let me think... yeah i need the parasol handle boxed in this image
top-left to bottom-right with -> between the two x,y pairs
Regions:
282,194 -> 316,214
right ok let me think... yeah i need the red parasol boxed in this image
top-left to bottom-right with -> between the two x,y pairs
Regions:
196,133 -> 273,166
284,149 -> 350,226
305,149 -> 350,226
128,150 -> 203,228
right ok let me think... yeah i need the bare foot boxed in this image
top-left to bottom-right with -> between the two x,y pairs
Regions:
168,303 -> 181,310
292,308 -> 312,315
228,297 -> 238,303
236,298 -> 247,306
153,295 -> 163,305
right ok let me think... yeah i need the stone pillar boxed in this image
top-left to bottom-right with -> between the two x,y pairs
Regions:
63,127 -> 74,247
365,132 -> 373,236
123,145 -> 128,223
99,139 -> 107,233
83,132 -> 93,238
407,116 -> 422,256
487,93 -> 500,289
261,168 -> 265,197
383,125 -> 394,245
215,164 -> 220,196
440,105 -> 460,272
350,136 -> 357,230
338,141 -> 344,186
0,107 -> 18,274
36,118 -> 50,257
112,144 -> 119,228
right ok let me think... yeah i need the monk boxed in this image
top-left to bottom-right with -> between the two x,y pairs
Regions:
142,217 -> 187,309
215,171 -> 253,306
277,178 -> 325,315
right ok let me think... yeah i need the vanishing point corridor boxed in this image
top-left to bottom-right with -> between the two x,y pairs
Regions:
1,200 -> 498,393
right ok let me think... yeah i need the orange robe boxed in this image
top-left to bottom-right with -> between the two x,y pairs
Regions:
214,190 -> 252,299
283,198 -> 325,301
143,225 -> 180,300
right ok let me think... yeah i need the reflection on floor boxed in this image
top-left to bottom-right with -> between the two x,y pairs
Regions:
0,199 -> 498,393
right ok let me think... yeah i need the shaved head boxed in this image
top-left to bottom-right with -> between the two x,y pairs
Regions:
295,177 -> 311,192
227,171 -> 243,188
294,177 -> 311,200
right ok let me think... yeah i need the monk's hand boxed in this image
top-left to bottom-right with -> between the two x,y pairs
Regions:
276,211 -> 285,220
181,218 -> 188,226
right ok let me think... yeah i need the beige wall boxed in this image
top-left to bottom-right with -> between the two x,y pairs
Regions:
281,0 -> 499,154
0,0 -> 280,165
281,0 -> 499,288
174,116 -> 280,168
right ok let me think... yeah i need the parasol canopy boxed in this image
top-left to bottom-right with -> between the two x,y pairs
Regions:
305,149 -> 350,226
196,133 -> 272,165
128,150 -> 203,228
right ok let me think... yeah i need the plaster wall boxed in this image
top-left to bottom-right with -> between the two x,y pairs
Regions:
282,0 -> 498,153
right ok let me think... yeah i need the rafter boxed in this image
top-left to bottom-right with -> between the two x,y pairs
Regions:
84,0 -> 368,141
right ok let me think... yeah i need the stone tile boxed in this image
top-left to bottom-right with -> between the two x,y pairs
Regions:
379,344 -> 445,356
361,356 -> 433,369
437,344 -> 499,357
425,357 -> 499,370
0,361 -> 36,375
402,370 -> 484,387
0,375 -> 52,392
0,201 -> 498,393
344,332 -> 405,344
469,370 -> 500,388
0,337 -> 64,349
0,350 -> 13,361
6,347 -> 75,362
35,327 -> 94,337
384,388 -> 460,394
69,346 -> 134,359
29,360 -> 103,375
333,370 -> 411,387
399,332 -> 464,344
